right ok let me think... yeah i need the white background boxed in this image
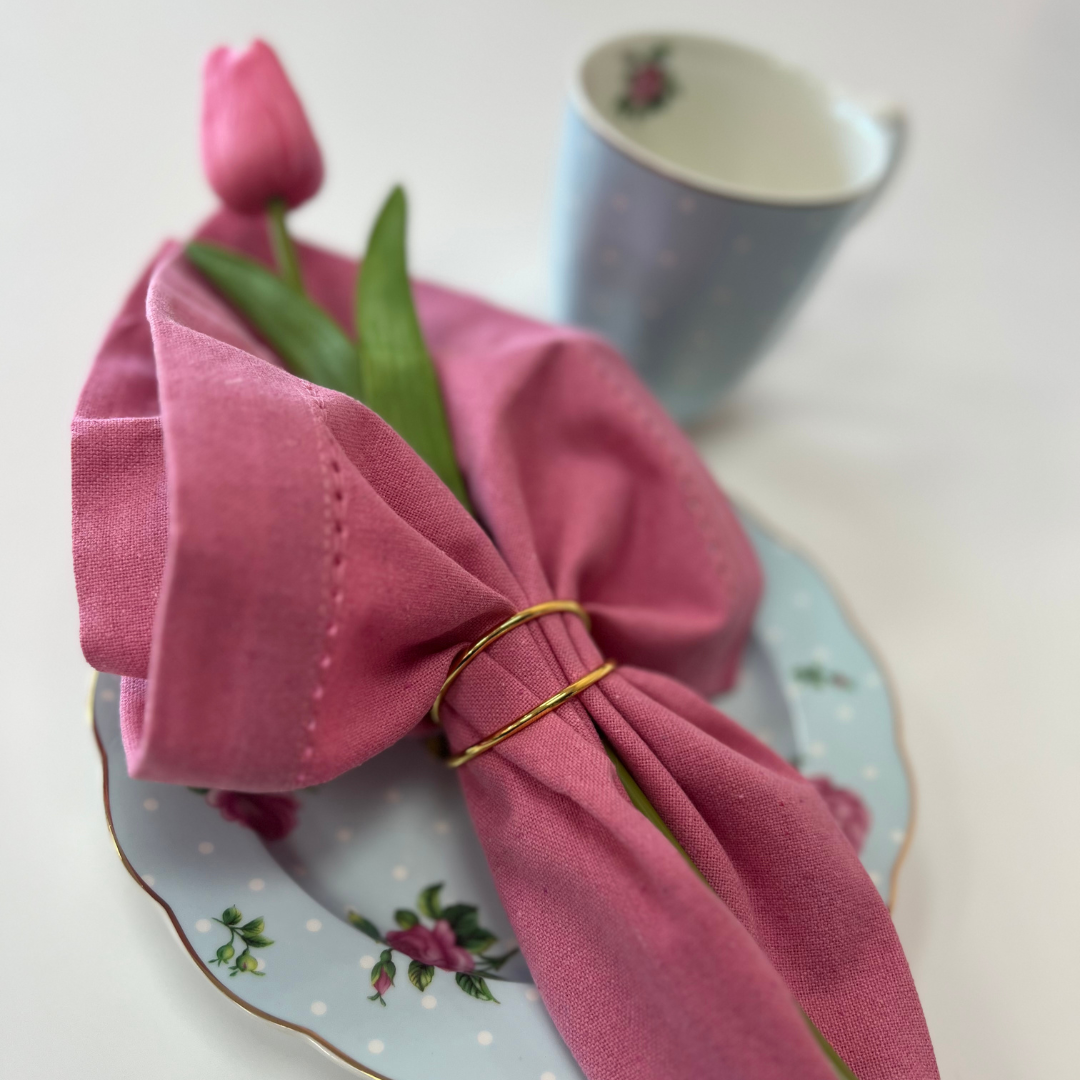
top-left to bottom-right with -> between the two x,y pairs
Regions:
1,1 -> 1077,1077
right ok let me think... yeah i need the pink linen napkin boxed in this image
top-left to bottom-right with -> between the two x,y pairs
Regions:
73,212 -> 937,1080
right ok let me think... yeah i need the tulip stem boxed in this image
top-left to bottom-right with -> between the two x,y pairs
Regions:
267,199 -> 304,293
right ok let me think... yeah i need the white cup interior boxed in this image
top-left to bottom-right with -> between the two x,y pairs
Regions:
577,33 -> 892,205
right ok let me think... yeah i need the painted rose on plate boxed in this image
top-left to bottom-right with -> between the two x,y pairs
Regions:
192,788 -> 301,841
348,883 -> 517,1005
387,918 -> 476,973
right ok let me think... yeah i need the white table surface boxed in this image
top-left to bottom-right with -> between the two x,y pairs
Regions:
1,1 -> 1076,1076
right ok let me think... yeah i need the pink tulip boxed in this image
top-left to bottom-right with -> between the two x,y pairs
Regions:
200,40 -> 324,214
385,919 -> 476,973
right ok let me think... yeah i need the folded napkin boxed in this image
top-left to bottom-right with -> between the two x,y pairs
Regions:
73,212 -> 937,1080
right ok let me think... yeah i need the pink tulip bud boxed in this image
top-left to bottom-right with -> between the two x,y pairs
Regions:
200,40 -> 324,215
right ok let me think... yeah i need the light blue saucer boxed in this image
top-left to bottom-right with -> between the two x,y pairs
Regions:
92,513 -> 913,1078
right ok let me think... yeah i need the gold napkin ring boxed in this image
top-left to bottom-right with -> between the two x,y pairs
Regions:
446,659 -> 617,769
430,600 -> 591,725
429,599 -> 616,768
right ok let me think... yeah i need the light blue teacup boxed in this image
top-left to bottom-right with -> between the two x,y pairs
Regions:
552,32 -> 905,424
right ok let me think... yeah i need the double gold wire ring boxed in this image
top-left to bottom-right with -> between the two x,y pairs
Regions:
429,600 -> 616,769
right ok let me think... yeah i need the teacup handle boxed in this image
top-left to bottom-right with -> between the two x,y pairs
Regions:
851,99 -> 907,222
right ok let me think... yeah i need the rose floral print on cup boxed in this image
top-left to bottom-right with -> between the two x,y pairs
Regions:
617,42 -> 678,117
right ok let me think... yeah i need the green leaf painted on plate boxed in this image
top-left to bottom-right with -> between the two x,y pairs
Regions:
394,908 -> 419,929
185,242 -> 363,400
793,663 -> 855,691
476,949 -> 518,971
240,917 -> 264,935
241,932 -> 274,949
408,960 -> 435,992
355,187 -> 472,510
346,910 -> 385,943
416,883 -> 444,920
455,972 -> 498,1003
440,902 -> 479,937
459,929 -> 499,955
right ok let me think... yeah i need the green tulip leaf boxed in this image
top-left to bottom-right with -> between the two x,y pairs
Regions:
185,242 -> 363,400
594,724 -> 706,883
593,725 -> 859,1078
355,187 -> 472,510
803,1009 -> 859,1079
